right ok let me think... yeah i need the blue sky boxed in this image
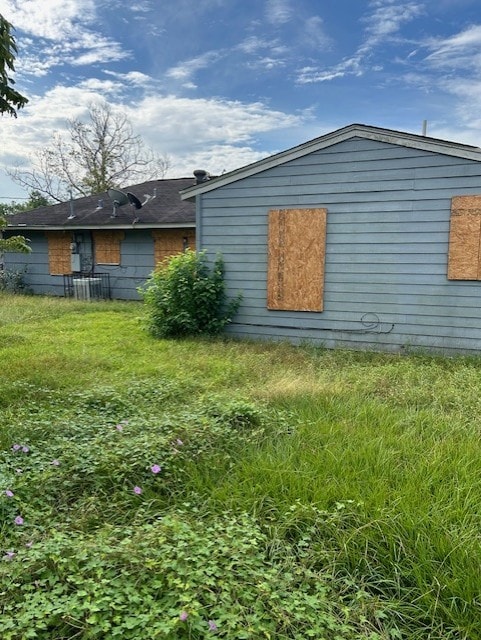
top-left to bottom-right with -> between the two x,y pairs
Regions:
1,0 -> 481,201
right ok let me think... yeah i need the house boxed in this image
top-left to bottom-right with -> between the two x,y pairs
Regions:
181,124 -> 481,355
3,178 -> 196,300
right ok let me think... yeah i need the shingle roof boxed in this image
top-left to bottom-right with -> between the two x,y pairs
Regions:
7,178 -> 196,230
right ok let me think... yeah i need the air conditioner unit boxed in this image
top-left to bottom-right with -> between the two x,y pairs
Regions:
72,277 -> 102,301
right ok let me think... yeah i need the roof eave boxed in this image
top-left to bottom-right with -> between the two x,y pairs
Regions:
6,222 -> 196,231
180,124 -> 481,199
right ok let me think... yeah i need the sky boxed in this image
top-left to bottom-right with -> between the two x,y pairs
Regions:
1,0 -> 481,202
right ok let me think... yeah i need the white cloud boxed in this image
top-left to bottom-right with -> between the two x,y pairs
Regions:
169,145 -> 269,177
265,0 -> 293,26
166,51 -> 223,83
130,1 -> 152,13
0,84 -> 304,183
247,56 -> 287,71
296,0 -> 423,84
125,94 -> 302,152
103,70 -> 156,88
0,0 -> 95,40
425,25 -> 481,70
76,78 -> 123,94
0,0 -> 130,74
304,16 -> 332,50
297,67 -> 346,83
237,36 -> 272,55
70,40 -> 130,66
361,1 -> 424,48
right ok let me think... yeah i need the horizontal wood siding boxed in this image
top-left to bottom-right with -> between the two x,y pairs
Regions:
199,137 -> 481,354
3,229 -> 186,300
4,232 -> 66,295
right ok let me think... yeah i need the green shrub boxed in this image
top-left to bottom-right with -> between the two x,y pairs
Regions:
0,267 -> 29,294
139,250 -> 241,338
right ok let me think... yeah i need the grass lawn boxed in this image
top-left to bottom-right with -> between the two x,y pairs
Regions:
1,292 -> 481,639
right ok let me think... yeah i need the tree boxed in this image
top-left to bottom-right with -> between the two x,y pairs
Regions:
0,14 -> 28,117
8,102 -> 170,202
0,190 -> 50,217
0,215 -> 30,253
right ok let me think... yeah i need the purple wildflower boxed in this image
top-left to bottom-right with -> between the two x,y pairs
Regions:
3,551 -> 15,560
14,516 -> 24,525
25,541 -> 33,548
115,424 -> 123,432
22,446 -> 29,453
151,464 -> 161,474
51,459 -> 60,466
208,620 -> 218,632
176,439 -> 184,446
12,444 -> 21,451
5,489 -> 14,498
179,611 -> 188,622
15,468 -> 23,474
133,486 -> 142,495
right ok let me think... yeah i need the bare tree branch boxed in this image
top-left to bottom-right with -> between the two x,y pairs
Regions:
8,101 -> 170,201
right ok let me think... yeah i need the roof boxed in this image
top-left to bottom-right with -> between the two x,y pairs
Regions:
180,123 -> 481,200
6,178 -> 196,231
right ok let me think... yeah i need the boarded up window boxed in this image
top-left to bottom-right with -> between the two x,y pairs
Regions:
93,231 -> 124,265
46,232 -> 72,275
448,196 -> 481,280
152,229 -> 196,265
267,208 -> 327,311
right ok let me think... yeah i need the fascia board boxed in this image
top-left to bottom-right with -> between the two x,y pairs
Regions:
6,223 -> 195,231
180,125 -> 481,199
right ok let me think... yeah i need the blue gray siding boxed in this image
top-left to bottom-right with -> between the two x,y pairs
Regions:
3,233 -> 58,295
199,137 -> 481,354
4,229 -> 159,300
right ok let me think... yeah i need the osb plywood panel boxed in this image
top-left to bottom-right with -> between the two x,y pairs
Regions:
448,196 -> 481,280
451,195 -> 481,215
152,229 -> 196,265
46,232 -> 72,275
267,208 -> 327,311
93,231 -> 124,265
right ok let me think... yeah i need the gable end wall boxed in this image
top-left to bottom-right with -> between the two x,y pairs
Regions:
198,137 -> 481,354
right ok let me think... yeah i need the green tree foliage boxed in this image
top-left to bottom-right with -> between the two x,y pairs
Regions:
0,190 -> 50,217
0,14 -> 28,117
140,249 -> 242,338
0,215 -> 30,253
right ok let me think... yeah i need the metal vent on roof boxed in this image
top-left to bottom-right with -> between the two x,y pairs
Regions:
193,169 -> 210,184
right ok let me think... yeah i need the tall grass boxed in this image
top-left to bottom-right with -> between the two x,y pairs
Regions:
1,293 -> 481,638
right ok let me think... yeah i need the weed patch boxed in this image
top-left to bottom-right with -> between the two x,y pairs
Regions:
1,293 -> 481,638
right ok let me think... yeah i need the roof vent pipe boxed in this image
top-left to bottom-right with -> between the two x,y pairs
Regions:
67,190 -> 76,220
422,120 -> 428,136
193,169 -> 210,184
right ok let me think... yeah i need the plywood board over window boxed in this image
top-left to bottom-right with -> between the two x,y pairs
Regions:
267,208 -> 327,311
93,231 -> 124,265
46,232 -> 72,275
152,229 -> 196,265
448,195 -> 481,280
